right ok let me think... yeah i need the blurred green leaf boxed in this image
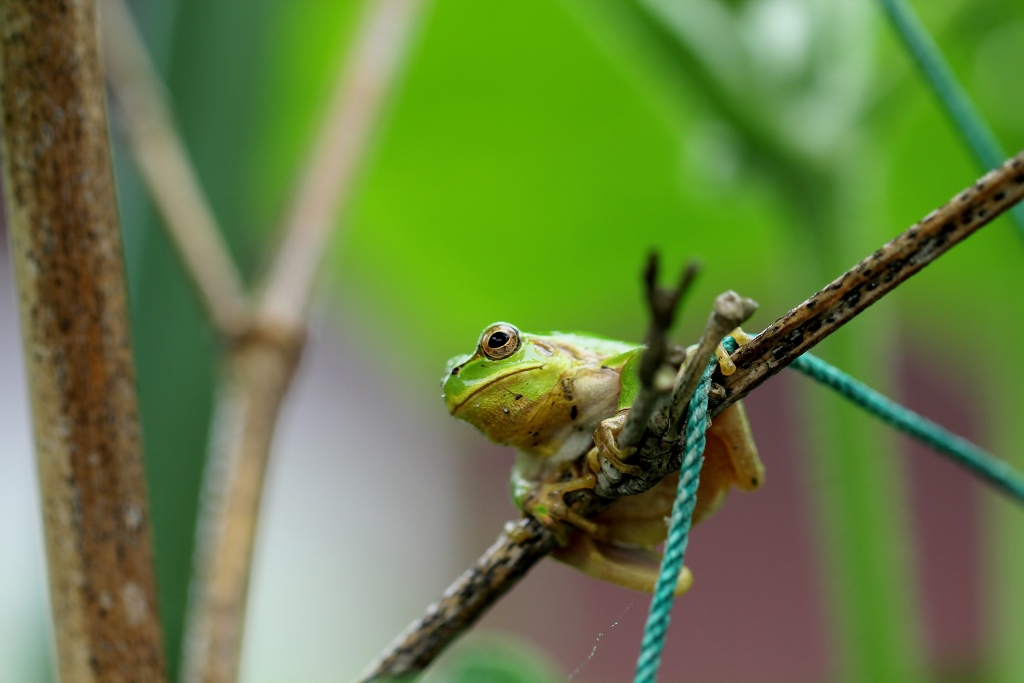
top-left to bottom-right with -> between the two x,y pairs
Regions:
423,636 -> 563,683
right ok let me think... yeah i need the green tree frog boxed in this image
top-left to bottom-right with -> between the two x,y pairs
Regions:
443,323 -> 764,595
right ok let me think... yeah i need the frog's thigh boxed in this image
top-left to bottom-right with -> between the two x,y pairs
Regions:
692,401 -> 765,525
552,531 -> 693,596
595,474 -> 678,546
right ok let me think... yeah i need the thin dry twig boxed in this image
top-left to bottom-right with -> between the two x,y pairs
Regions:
616,256 -> 699,449
592,291 -> 759,500
100,0 -> 251,339
0,1 -> 166,680
359,148 -> 1024,682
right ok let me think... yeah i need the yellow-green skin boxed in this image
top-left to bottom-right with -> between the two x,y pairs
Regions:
442,323 -> 643,507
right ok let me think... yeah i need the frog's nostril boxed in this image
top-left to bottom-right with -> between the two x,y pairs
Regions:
451,366 -> 460,376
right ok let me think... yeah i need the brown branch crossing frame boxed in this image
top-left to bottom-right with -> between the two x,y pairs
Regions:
359,149 -> 1024,681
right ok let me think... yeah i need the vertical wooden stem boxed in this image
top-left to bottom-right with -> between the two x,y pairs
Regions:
0,1 -> 166,681
182,340 -> 299,683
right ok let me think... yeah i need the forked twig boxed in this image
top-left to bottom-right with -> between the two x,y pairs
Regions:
100,1 -> 426,681
181,2 -> 425,682
359,148 -> 1024,681
617,256 -> 699,449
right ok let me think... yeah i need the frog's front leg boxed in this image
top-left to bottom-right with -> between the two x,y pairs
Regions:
586,409 -> 643,476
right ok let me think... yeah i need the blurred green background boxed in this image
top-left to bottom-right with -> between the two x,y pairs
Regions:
1,0 -> 1023,681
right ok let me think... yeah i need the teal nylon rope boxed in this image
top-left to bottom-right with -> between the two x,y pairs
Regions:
792,352 -> 1024,504
876,0 -> 1024,240
635,341 -> 1024,681
634,357 -> 715,683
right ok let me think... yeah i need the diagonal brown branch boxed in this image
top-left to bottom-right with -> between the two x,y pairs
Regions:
100,0 -> 426,680
100,0 -> 251,339
0,0 -> 166,680
358,148 -> 1024,682
258,0 -> 424,332
714,149 -> 1024,418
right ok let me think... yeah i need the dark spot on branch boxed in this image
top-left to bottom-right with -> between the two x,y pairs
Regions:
841,286 -> 862,309
994,191 -> 1005,202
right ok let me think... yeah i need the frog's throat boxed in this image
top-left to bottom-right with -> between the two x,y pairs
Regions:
450,363 -> 546,413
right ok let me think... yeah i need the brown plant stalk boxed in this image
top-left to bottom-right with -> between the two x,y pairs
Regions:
359,149 -> 1024,681
0,0 -> 166,680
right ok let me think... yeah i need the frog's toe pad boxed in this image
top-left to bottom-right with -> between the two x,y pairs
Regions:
552,533 -> 693,596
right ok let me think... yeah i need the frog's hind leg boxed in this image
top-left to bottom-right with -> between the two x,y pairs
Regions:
552,532 -> 693,596
692,401 -> 765,525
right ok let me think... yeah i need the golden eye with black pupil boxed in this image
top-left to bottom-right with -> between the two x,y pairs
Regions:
480,324 -> 520,360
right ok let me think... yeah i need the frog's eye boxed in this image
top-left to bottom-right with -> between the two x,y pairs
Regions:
480,324 -> 520,360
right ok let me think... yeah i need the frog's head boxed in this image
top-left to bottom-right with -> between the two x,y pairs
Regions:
442,322 -> 572,445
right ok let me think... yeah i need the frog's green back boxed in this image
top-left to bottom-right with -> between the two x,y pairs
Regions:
525,331 -> 641,359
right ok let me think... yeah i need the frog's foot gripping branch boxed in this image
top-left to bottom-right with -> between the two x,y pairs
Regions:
522,471 -> 604,544
714,328 -> 752,375
587,409 -> 643,477
685,327 -> 752,378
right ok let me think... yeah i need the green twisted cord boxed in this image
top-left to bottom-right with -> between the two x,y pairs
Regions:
634,356 -> 715,683
635,339 -> 1024,682
792,352 -> 1024,504
877,0 -> 1024,237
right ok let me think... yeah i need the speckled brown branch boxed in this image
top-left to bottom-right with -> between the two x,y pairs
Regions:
359,517 -> 557,679
713,147 -> 1024,420
0,1 -> 166,680
358,148 -> 1024,682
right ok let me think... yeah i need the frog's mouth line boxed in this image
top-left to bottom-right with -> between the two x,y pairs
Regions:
451,363 -> 545,413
